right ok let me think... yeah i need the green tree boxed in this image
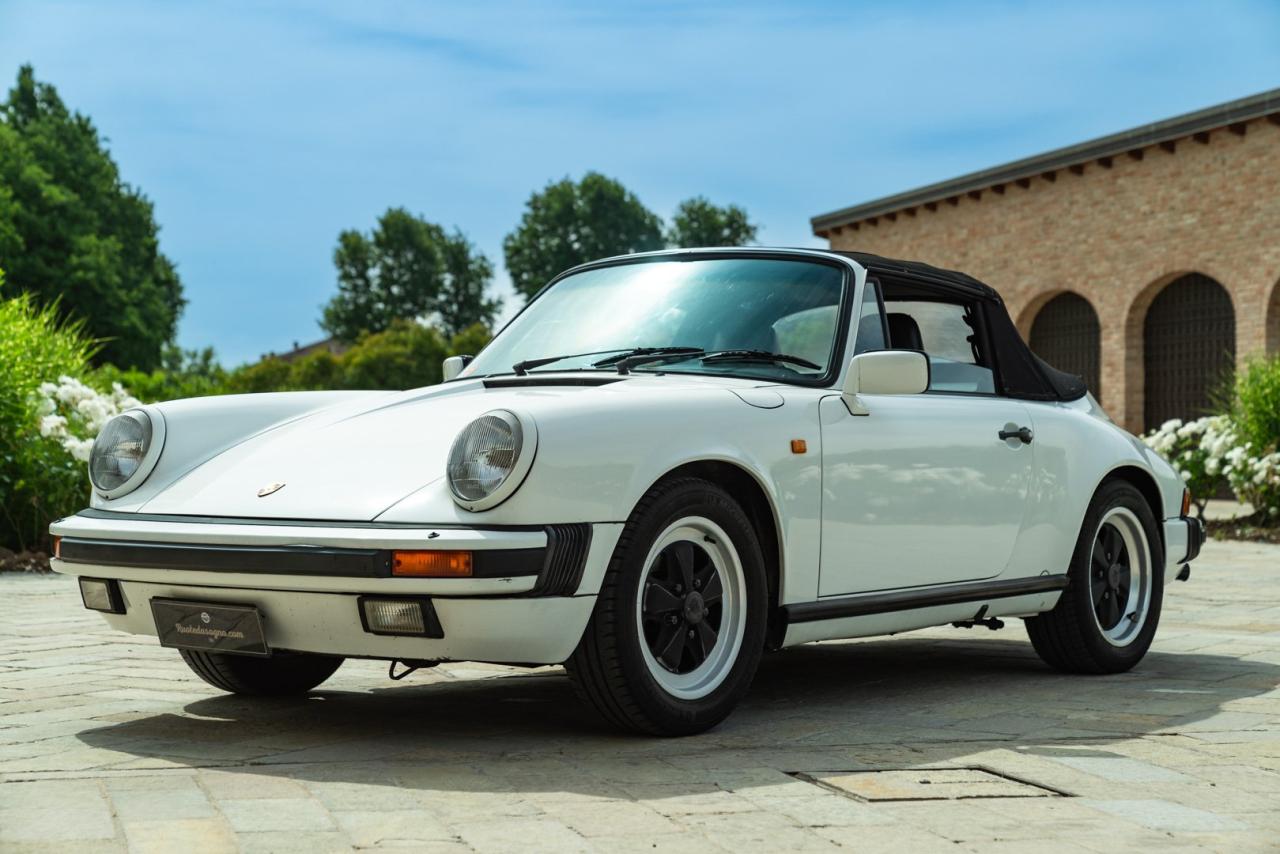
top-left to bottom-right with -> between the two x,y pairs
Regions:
667,196 -> 758,248
436,230 -> 501,337
321,208 -> 500,342
448,322 -> 493,360
95,345 -> 228,402
0,65 -> 183,370
224,355 -> 297,395
340,320 -> 449,389
225,320 -> 492,394
503,172 -> 664,299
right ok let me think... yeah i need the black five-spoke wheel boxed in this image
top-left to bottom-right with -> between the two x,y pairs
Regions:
1087,506 -> 1152,646
1026,480 -> 1163,675
634,516 -> 746,699
566,476 -> 767,735
1091,521 -> 1132,631
641,539 -> 725,674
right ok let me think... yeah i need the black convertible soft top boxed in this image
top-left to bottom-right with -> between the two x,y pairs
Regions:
832,250 -> 1088,403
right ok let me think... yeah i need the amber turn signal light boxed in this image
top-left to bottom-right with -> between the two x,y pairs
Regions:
392,550 -> 473,577
52,536 -> 61,559
1181,488 -> 1192,518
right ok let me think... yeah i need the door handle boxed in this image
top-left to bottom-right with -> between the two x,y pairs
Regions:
999,426 -> 1034,444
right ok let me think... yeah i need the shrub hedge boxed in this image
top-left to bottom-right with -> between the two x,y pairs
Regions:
0,285 -> 98,552
1143,354 -> 1280,520
226,321 -> 491,394
1234,356 -> 1280,457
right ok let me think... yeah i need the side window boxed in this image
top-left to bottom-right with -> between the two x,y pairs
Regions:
884,298 -> 996,394
853,280 -> 887,355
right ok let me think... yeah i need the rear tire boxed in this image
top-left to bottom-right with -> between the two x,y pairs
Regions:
566,477 -> 768,736
180,649 -> 343,695
1026,480 -> 1164,674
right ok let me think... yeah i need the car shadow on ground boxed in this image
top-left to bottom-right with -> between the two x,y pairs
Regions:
77,633 -> 1279,797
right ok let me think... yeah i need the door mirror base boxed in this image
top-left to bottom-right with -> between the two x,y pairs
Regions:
442,355 -> 474,382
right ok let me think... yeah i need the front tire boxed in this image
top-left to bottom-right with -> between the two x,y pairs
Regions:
566,477 -> 768,735
180,649 -> 343,695
1026,480 -> 1164,673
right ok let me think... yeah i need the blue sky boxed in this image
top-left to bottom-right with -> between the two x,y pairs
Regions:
3,0 -> 1279,365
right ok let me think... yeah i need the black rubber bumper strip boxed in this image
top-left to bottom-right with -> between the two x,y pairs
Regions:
1182,516 -> 1205,563
56,537 -> 544,579
783,574 -> 1069,624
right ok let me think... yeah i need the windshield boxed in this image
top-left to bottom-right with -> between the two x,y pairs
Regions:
463,257 -> 847,383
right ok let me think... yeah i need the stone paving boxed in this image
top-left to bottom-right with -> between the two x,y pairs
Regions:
2,540 -> 1278,852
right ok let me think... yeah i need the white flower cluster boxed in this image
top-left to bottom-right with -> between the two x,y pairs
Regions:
34,376 -> 141,463
1143,415 -> 1280,518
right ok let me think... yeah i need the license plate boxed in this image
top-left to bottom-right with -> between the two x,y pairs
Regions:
151,598 -> 270,657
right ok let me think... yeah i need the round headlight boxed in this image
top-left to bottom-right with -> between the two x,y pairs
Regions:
89,409 -> 162,498
447,410 -> 536,511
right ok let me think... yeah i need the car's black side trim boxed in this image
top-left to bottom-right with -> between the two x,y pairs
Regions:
57,537 -> 546,579
783,574 -> 1069,624
60,538 -> 390,577
1182,516 -> 1205,563
529,523 -> 593,596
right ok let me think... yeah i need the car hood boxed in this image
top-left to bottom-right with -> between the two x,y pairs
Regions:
139,373 -> 779,521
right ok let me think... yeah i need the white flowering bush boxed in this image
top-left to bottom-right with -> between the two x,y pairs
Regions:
35,376 -> 142,463
1143,415 -> 1280,519
1222,443 -> 1280,520
1142,417 -> 1230,516
1,289 -> 98,553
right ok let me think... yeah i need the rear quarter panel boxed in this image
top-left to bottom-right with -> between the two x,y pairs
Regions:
1010,397 -> 1183,578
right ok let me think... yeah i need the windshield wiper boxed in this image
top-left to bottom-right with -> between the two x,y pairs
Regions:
592,346 -> 705,374
511,349 -> 634,376
700,349 -> 821,370
606,347 -> 705,375
512,346 -> 817,377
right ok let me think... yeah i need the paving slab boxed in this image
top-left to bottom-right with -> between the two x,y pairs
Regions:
2,539 -> 1279,850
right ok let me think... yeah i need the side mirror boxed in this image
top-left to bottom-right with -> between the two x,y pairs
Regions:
442,355 -> 473,382
842,350 -> 929,415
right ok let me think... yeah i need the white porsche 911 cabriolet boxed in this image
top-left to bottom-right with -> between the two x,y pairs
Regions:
51,248 -> 1204,735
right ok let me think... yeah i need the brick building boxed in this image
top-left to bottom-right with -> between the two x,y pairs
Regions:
811,89 -> 1280,434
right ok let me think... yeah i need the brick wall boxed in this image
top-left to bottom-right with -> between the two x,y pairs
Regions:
823,118 -> 1280,432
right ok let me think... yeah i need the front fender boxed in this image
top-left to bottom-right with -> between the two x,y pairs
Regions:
378,387 -> 828,603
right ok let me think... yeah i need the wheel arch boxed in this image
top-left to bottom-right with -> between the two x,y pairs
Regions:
644,459 -> 786,648
1096,464 -> 1166,555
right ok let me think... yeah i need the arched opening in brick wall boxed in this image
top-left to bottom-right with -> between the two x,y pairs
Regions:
1143,273 -> 1235,432
1029,292 -> 1102,403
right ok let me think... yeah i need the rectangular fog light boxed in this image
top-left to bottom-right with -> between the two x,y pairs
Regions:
79,577 -> 125,614
358,597 -> 443,638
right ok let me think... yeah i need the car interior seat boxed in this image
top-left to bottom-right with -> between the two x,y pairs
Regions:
886,312 -> 924,351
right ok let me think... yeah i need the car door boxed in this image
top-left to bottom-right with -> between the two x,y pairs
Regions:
818,279 -> 1035,597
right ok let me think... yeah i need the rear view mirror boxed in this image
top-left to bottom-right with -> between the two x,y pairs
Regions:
842,350 -> 929,415
442,355 -> 473,382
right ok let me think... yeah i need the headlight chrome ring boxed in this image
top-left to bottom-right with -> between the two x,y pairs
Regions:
447,409 -> 537,511
89,408 -> 165,500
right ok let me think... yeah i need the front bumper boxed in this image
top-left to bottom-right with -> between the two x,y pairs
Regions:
1162,514 -> 1205,572
50,512 -> 622,664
